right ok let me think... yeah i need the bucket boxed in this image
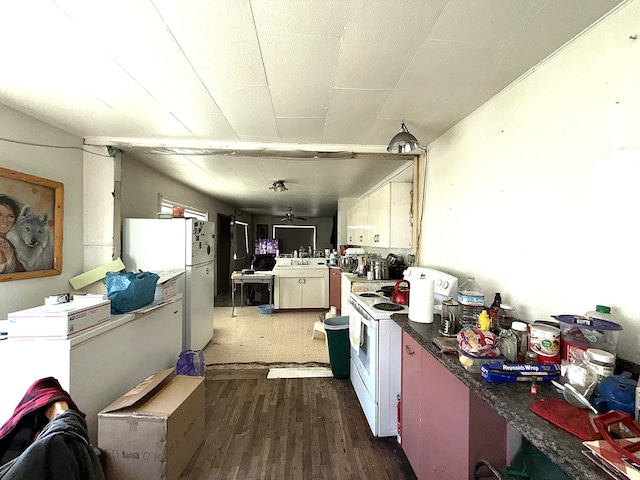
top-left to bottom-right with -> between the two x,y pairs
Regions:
258,304 -> 274,314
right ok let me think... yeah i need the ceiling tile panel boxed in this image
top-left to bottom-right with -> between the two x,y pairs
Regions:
323,89 -> 391,144
155,0 -> 267,88
334,0 -> 447,89
209,85 -> 278,137
251,0 -> 348,36
260,33 -> 339,117
276,118 -> 326,144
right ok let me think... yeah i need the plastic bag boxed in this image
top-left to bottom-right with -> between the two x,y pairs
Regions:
176,350 -> 206,376
106,271 -> 159,314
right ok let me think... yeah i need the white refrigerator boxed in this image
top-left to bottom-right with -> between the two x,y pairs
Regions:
122,218 -> 215,351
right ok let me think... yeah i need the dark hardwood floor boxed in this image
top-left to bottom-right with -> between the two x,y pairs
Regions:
180,369 -> 417,480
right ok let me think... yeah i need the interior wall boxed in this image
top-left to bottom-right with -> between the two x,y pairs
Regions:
0,104 -> 84,318
420,1 -> 640,362
252,214 -> 335,252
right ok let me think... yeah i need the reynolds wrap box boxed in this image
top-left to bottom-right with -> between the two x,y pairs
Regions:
7,299 -> 110,339
98,368 -> 205,480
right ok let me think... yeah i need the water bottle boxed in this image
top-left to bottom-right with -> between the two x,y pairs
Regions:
457,277 -> 485,328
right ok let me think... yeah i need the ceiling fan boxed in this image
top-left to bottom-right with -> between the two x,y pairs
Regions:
280,207 -> 307,222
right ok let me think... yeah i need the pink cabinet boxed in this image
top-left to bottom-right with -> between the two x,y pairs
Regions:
401,331 -> 507,479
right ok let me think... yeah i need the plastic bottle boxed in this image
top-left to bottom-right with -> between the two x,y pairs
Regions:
489,293 -> 502,332
457,277 -> 485,328
478,310 -> 491,331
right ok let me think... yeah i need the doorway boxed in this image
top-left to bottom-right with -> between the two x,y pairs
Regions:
217,213 -> 232,296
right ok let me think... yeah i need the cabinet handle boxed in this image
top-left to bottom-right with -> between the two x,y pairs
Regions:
405,345 -> 415,355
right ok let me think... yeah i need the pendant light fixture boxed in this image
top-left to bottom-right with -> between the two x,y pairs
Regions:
387,121 -> 426,153
269,180 -> 288,192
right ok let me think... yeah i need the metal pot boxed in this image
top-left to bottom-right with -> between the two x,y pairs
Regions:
339,256 -> 357,273
390,280 -> 410,305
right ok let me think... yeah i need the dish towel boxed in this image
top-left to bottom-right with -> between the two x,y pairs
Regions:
349,315 -> 364,353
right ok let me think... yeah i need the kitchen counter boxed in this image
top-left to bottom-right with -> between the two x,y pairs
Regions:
392,313 -> 608,480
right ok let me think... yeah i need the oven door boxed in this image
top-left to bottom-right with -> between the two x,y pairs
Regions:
349,306 -> 378,434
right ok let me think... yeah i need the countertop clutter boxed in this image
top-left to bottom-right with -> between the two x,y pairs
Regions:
392,313 -> 609,480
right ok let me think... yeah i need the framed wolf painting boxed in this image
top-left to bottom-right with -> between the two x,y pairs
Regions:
0,168 -> 63,282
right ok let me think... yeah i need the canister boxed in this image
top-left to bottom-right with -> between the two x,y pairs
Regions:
586,348 -> 615,383
529,323 -> 561,364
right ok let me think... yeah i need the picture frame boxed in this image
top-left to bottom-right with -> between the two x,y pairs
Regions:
0,167 -> 64,282
257,223 -> 268,239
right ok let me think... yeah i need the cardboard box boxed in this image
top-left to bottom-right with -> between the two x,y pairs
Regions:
154,270 -> 184,301
7,300 -> 111,339
98,368 -> 205,480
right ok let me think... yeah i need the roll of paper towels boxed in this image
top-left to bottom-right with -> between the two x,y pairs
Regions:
408,276 -> 434,323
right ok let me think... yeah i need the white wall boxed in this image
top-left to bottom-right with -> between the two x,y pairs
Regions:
120,155 -> 237,220
0,104 -> 84,318
420,1 -> 640,362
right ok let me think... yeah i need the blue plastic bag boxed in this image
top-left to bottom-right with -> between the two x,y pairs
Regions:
106,271 -> 160,314
176,350 -> 206,376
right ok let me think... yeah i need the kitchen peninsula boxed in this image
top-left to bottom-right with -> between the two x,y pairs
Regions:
272,257 -> 329,310
392,313 -> 608,480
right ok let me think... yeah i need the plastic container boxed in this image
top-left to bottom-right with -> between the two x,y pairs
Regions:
457,277 -> 484,329
258,304 -> 274,314
553,314 -> 622,362
511,321 -> 529,364
458,349 -> 506,373
529,323 -> 561,362
324,316 -> 350,379
586,348 -> 616,383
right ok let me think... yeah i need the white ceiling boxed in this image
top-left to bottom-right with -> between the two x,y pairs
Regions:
0,0 -> 624,218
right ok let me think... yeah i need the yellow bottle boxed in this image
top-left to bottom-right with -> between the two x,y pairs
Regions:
478,310 -> 491,331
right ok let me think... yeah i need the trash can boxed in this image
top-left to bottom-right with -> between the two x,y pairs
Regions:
324,316 -> 350,379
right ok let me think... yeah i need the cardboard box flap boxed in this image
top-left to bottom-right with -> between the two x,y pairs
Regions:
100,368 -> 174,414
155,270 -> 185,284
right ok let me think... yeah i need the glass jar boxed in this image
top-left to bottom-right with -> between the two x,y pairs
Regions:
498,328 -> 518,363
497,303 -> 518,330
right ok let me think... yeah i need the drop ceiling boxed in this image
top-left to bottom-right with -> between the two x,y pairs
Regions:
0,0 -> 624,217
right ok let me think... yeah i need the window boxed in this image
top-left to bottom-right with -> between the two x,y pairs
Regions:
233,221 -> 249,261
159,197 -> 208,221
273,225 -> 316,254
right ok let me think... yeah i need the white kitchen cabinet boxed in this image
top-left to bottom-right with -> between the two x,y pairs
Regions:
347,197 -> 370,245
274,267 -> 329,309
0,297 -> 183,445
346,183 -> 412,249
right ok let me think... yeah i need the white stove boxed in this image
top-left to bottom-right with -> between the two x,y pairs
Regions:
349,291 -> 409,320
348,291 -> 406,437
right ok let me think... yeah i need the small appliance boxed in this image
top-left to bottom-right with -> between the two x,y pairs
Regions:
403,267 -> 458,324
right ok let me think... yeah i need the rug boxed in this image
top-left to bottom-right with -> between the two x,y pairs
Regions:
266,367 -> 333,379
204,307 -> 331,366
